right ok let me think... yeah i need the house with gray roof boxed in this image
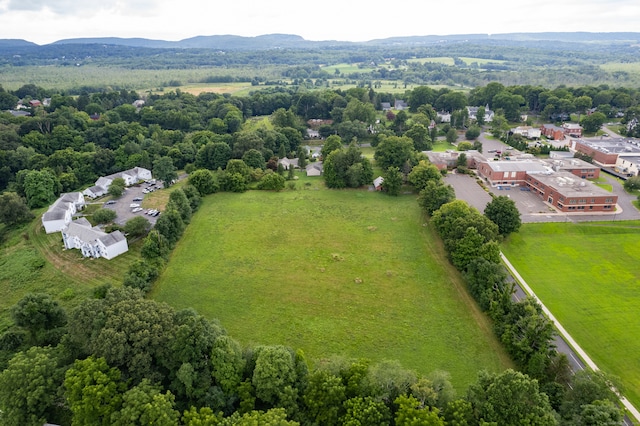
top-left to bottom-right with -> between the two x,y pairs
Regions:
42,192 -> 85,234
306,162 -> 323,176
83,167 -> 151,199
62,218 -> 128,260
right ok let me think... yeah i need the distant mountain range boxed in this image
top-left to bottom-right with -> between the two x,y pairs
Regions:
1,32 -> 640,50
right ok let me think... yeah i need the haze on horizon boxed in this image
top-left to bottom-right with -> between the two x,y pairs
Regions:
1,0 -> 639,45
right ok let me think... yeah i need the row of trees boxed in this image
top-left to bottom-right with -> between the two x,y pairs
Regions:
3,80 -> 640,210
1,285 -> 622,425
417,192 -> 622,423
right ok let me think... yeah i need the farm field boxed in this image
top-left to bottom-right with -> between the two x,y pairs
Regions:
501,221 -> 640,408
151,188 -> 513,392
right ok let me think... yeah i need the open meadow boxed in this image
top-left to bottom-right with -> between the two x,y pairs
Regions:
151,186 -> 513,392
502,221 -> 640,407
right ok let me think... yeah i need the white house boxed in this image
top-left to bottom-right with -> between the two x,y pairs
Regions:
83,167 -> 152,199
467,105 -> 494,123
62,218 -> 128,260
437,111 -> 451,123
42,192 -> 85,234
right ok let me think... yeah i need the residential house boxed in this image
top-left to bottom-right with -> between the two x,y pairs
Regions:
373,176 -> 384,190
62,218 -> 128,260
394,100 -> 408,110
83,167 -> 152,198
540,124 -> 565,140
467,105 -> 494,123
436,111 -> 451,123
277,158 -> 299,170
306,162 -> 323,176
381,102 -> 392,111
42,192 -> 85,234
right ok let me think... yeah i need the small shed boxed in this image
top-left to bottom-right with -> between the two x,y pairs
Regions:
373,176 -> 384,191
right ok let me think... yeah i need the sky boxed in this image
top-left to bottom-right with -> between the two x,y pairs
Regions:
1,0 -> 640,45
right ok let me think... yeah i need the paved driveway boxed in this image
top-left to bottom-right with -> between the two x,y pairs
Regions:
102,182 -> 161,226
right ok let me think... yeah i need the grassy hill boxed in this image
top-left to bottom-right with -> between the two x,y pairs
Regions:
150,185 -> 513,392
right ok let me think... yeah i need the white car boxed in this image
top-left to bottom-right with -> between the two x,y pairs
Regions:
130,203 -> 140,208
132,207 -> 143,213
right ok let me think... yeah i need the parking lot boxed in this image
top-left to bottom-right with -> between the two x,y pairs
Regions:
444,172 -> 638,223
103,180 -> 163,226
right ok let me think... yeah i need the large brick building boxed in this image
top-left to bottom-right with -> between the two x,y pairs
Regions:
570,138 -> 640,170
476,160 -> 549,187
476,158 -> 617,213
523,172 -> 616,213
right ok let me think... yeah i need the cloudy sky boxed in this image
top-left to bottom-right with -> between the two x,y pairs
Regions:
1,0 -> 639,45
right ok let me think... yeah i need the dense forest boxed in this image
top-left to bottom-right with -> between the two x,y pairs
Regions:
0,79 -> 636,424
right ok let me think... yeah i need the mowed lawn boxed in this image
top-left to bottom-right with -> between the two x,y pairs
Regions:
151,189 -> 513,392
502,222 -> 640,407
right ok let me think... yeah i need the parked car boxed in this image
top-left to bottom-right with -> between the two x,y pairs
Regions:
132,207 -> 143,213
133,197 -> 143,201
105,200 -> 116,205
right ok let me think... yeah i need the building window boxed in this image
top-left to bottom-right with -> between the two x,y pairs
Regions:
604,205 -> 612,209
570,199 -> 577,204
605,198 -> 613,203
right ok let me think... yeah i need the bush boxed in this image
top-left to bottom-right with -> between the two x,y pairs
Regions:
93,208 -> 117,224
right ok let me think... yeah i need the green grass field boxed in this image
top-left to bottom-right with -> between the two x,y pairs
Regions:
0,216 -> 141,332
151,188 -> 513,392
502,221 -> 640,407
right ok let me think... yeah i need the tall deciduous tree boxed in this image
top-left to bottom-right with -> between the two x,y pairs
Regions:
467,369 -> 557,425
64,356 -> 126,425
0,192 -> 34,226
23,169 -> 59,208
188,168 -> 218,196
107,177 -> 126,198
484,195 -> 521,236
111,379 -> 180,426
382,166 -> 403,196
374,135 -> 416,170
153,156 -> 178,187
0,346 -> 63,426
11,293 -> 67,345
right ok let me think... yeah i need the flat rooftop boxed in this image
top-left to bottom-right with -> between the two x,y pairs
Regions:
542,157 -> 599,170
577,137 -> 640,155
533,171 -> 613,198
483,160 -> 550,173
